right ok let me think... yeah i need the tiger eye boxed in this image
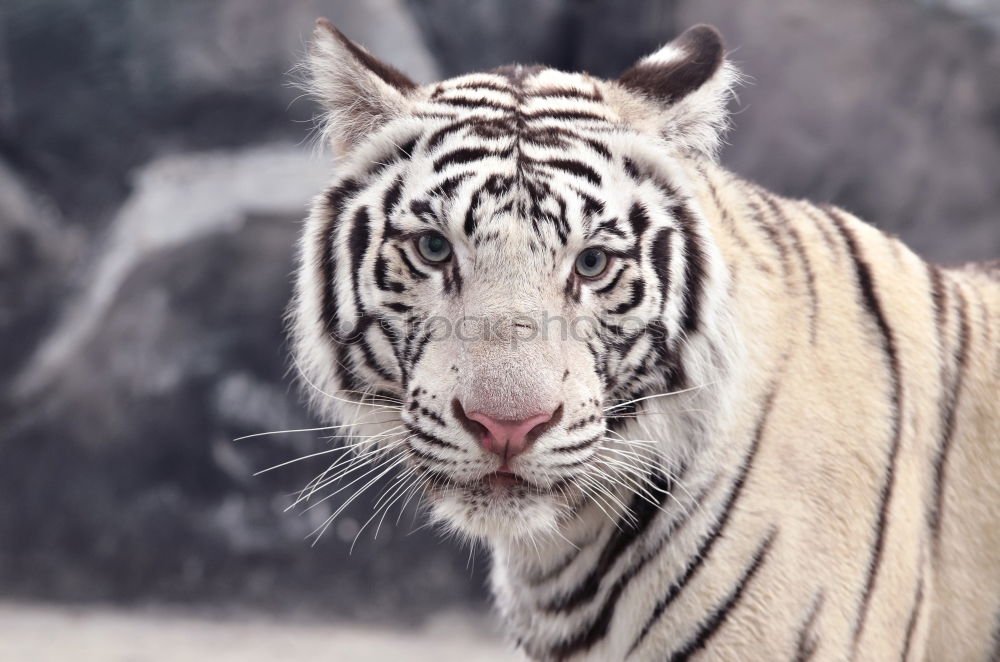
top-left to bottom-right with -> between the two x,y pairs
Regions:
575,248 -> 609,278
416,233 -> 452,263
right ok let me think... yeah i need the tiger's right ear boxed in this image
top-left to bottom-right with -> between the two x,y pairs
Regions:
614,25 -> 738,159
308,18 -> 417,152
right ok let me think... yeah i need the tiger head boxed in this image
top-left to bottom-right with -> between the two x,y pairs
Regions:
290,20 -> 742,542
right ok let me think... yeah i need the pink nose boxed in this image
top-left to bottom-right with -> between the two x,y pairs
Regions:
465,409 -> 556,462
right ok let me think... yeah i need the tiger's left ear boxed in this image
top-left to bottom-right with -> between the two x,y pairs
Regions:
615,25 -> 739,159
309,18 -> 418,153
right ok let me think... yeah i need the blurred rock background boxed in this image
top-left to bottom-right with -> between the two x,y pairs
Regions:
0,0 -> 997,654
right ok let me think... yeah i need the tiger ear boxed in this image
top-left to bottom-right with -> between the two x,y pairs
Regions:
616,25 -> 738,158
308,18 -> 417,152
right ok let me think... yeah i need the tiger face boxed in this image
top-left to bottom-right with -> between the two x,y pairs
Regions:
291,21 -> 740,541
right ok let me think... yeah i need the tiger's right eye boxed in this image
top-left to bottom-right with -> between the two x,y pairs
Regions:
416,232 -> 452,264
575,247 -> 610,279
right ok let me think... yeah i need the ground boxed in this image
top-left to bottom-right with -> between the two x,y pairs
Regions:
0,602 -> 515,662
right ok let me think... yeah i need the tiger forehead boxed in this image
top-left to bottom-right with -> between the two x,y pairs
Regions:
382,68 -> 633,244
416,67 -> 621,133
429,67 -> 608,107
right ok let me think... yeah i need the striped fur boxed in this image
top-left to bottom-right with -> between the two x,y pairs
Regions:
288,21 -> 1000,661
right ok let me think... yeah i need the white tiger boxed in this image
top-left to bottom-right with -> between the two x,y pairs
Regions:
287,19 -> 1000,661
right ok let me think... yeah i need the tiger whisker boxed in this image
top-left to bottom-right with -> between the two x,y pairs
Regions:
299,436 -> 412,501
290,355 -> 403,412
307,455 -> 409,545
603,382 -> 717,412
233,416 -> 400,442
576,469 -> 633,528
293,439 -> 413,511
254,426 -> 407,476
351,468 -> 420,553
604,408 -> 710,420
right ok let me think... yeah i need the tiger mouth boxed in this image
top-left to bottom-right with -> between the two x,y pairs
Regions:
481,470 -> 528,489
422,467 -> 556,497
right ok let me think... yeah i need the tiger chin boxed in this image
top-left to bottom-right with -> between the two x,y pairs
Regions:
287,18 -> 1000,662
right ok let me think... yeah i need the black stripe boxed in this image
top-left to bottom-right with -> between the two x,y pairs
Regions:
673,203 -> 706,334
525,532 -> 598,586
347,207 -> 372,314
382,176 -> 403,219
419,407 -> 447,427
396,245 -> 428,280
463,188 -> 482,236
705,175 -> 771,274
988,606 -> 1000,662
374,253 -> 404,293
564,415 -> 598,432
627,202 -> 650,239
899,575 -> 923,662
320,180 -> 363,390
447,262 -> 464,295
593,266 -> 626,295
434,95 -> 516,111
576,188 -> 606,218
407,328 -> 432,368
798,200 -> 841,254
320,182 -> 359,330
608,278 -> 645,315
581,136 -> 611,160
354,320 -> 396,382
792,592 -> 825,662
649,321 -> 687,391
528,85 -> 602,102
408,199 -> 436,226
433,145 -> 512,172
431,171 -> 472,199
534,157 -> 601,185
548,434 -> 602,455
825,207 -> 904,655
652,228 -> 674,314
593,218 -> 626,239
542,470 -> 675,612
746,190 -> 791,275
929,265 -> 948,333
523,109 -> 608,122
628,386 -> 778,654
928,286 -> 970,552
763,193 -> 819,343
407,440 -> 458,465
385,302 -> 411,314
543,474 -> 718,660
405,424 -> 461,451
622,157 -> 641,181
449,80 -> 515,94
425,118 -> 475,151
661,528 -> 778,662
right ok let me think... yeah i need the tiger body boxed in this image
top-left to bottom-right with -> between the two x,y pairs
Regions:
495,162 -> 1000,661
289,20 -> 1000,661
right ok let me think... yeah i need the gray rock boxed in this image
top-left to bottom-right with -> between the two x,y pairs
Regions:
1,202 -> 486,618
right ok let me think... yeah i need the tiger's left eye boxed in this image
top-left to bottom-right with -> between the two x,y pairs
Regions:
575,248 -> 609,278
416,232 -> 452,263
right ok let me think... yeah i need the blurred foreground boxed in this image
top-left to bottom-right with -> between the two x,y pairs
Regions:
0,602 -> 513,662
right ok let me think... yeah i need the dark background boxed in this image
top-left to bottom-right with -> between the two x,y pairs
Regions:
1,0 -> 998,629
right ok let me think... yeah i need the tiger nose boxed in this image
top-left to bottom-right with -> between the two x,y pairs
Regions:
454,401 -> 561,462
